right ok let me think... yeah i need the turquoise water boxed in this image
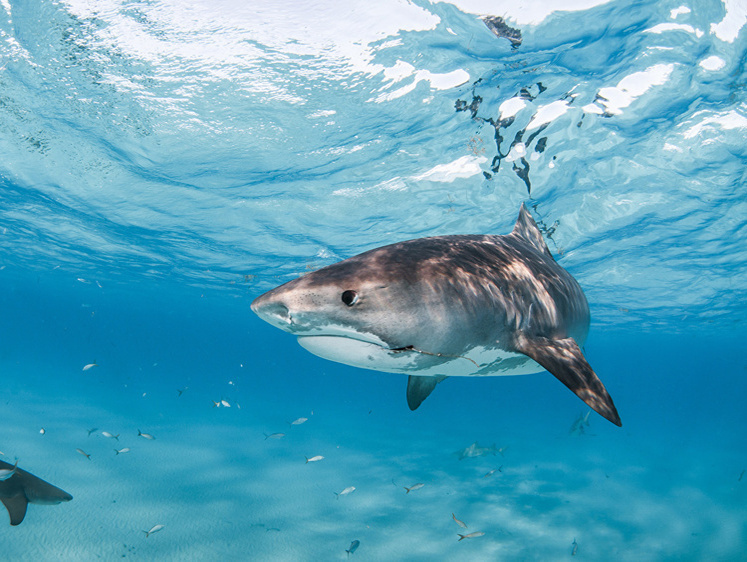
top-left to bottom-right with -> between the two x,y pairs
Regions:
1,0 -> 746,559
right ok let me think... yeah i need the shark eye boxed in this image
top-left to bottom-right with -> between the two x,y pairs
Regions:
341,290 -> 359,306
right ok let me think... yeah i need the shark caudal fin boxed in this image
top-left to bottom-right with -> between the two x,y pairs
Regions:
513,334 -> 621,426
406,375 -> 448,410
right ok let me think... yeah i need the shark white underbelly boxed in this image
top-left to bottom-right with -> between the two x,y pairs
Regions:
297,335 -> 542,377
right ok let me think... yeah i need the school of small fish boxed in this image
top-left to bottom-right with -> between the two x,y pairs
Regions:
30,362 -> 619,554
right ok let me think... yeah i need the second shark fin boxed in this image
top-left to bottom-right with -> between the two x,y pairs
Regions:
406,375 -> 447,410
513,334 -> 622,426
1,495 -> 28,526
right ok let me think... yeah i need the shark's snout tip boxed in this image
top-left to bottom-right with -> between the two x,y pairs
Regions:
251,295 -> 292,328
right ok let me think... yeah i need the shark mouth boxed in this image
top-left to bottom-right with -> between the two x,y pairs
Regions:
297,335 -> 409,373
389,345 -> 480,367
296,336 -> 480,375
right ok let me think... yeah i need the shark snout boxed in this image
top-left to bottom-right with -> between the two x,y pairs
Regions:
251,295 -> 293,330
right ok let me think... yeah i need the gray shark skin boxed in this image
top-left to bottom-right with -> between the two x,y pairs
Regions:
0,460 -> 73,525
251,204 -> 621,426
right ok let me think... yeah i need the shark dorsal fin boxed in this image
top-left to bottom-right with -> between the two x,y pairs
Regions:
2,495 -> 28,526
511,203 -> 552,258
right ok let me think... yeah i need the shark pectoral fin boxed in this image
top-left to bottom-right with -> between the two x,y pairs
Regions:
514,335 -> 622,426
406,375 -> 448,411
2,495 -> 29,526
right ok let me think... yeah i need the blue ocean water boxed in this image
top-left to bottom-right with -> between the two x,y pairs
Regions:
1,0 -> 746,559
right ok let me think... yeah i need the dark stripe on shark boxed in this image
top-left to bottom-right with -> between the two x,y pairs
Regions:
513,334 -> 621,426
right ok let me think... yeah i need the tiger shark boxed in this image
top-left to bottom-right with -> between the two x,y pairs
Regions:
0,460 -> 73,525
251,204 -> 621,426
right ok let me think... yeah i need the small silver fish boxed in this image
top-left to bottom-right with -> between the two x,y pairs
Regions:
335,486 -> 356,499
82,362 -> 98,371
263,432 -> 285,440
143,524 -> 164,537
87,427 -> 98,436
114,448 -> 131,455
39,428 -> 46,435
483,466 -> 503,478
0,459 -> 19,481
137,430 -> 155,440
176,387 -> 188,396
404,483 -> 424,494
346,539 -> 360,557
572,538 -> 578,555
290,417 -> 308,426
457,531 -> 485,541
101,431 -> 119,441
221,400 -> 231,408
305,455 -> 324,463
77,448 -> 91,460
452,513 -> 467,529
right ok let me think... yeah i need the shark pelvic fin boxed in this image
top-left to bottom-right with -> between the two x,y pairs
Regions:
513,334 -> 621,426
1,495 -> 28,526
406,375 -> 448,410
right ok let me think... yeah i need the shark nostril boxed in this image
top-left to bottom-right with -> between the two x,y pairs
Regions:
252,299 -> 292,324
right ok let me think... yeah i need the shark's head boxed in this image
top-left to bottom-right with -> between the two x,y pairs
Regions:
251,241 -> 490,376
